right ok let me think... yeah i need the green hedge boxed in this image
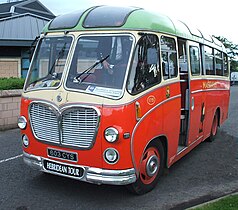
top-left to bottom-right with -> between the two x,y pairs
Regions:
0,77 -> 25,90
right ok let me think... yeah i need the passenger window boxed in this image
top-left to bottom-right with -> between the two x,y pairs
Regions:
161,36 -> 178,80
204,46 -> 215,75
224,53 -> 229,77
178,40 -> 188,73
127,34 -> 161,94
189,46 -> 200,75
215,50 -> 223,76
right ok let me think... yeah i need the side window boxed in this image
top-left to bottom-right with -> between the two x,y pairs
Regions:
161,36 -> 178,80
189,46 -> 200,75
204,46 -> 215,75
178,39 -> 188,73
127,34 -> 160,94
223,53 -> 229,77
215,50 -> 223,76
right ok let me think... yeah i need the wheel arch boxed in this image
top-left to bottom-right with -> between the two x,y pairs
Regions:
146,135 -> 169,168
215,106 -> 221,127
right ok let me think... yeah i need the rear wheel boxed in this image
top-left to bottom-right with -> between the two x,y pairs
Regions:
208,112 -> 219,142
127,141 -> 164,195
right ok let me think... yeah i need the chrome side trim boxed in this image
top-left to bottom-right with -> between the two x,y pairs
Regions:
191,88 -> 230,94
190,77 -> 230,81
204,134 -> 210,140
23,152 -> 136,185
176,135 -> 203,156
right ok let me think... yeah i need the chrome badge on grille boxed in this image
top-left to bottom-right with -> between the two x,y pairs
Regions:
56,94 -> 62,102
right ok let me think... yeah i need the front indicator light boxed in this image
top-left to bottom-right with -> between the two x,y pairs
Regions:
18,116 -> 27,130
22,135 -> 29,148
104,127 -> 119,143
104,148 -> 119,164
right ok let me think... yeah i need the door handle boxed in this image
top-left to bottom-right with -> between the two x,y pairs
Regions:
191,97 -> 195,111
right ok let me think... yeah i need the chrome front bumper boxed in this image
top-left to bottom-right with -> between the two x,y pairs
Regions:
23,152 -> 136,185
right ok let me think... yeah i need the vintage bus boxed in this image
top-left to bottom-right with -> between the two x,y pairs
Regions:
18,6 -> 230,194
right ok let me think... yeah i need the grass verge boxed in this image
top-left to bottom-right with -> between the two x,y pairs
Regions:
194,194 -> 238,210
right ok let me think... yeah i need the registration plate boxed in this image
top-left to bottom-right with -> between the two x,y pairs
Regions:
43,159 -> 84,178
47,148 -> 77,162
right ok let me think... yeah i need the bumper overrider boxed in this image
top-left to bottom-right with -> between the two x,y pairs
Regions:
23,152 -> 136,185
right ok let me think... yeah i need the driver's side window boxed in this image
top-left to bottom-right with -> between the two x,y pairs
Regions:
127,34 -> 161,94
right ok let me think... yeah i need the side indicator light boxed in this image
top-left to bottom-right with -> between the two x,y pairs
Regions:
135,102 -> 142,121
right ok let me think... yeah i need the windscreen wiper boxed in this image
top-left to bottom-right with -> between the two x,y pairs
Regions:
74,54 -> 109,83
48,43 -> 67,78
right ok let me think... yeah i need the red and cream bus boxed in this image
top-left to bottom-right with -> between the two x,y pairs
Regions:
18,6 -> 230,194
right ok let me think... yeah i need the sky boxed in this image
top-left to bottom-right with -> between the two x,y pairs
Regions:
1,0 -> 238,44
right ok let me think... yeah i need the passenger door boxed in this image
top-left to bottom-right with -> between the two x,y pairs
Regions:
187,42 -> 204,145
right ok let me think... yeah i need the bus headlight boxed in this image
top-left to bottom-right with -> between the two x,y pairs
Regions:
104,148 -> 119,164
22,135 -> 29,148
104,127 -> 119,143
18,116 -> 27,130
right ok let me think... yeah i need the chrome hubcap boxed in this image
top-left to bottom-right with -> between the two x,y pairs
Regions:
146,155 -> 159,177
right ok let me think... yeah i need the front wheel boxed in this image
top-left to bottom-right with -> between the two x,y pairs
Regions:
208,112 -> 219,142
127,141 -> 164,195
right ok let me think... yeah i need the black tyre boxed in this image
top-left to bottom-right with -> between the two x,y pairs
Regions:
127,141 -> 165,195
207,112 -> 219,142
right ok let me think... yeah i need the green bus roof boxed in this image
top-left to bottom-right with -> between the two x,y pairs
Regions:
44,6 -> 226,52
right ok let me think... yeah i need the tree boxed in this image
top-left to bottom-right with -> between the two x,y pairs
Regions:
214,36 -> 238,72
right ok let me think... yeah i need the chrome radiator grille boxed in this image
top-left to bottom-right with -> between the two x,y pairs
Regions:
29,103 -> 99,149
62,108 -> 99,148
30,103 -> 59,144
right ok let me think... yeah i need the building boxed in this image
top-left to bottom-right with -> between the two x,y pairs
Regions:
0,0 -> 55,78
